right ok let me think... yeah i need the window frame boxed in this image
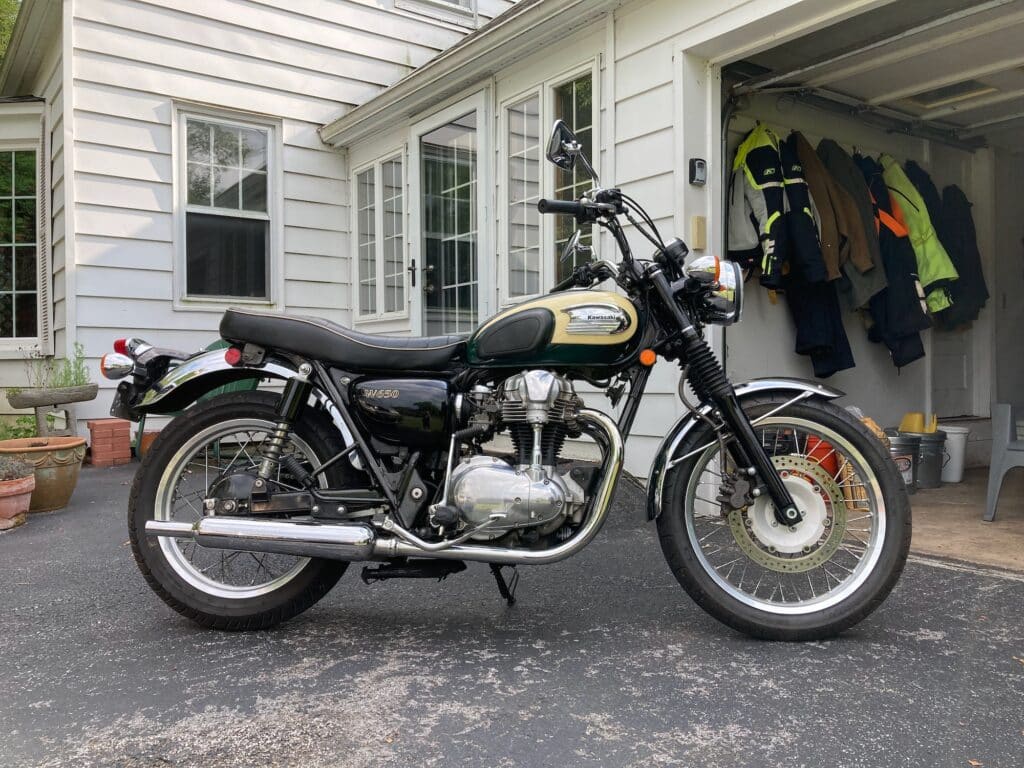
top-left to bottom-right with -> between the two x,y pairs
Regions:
395,0 -> 478,29
173,105 -> 283,311
497,59 -> 599,306
351,151 -> 409,324
0,136 -> 47,355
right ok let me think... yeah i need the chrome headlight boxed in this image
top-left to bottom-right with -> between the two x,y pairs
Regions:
683,255 -> 743,326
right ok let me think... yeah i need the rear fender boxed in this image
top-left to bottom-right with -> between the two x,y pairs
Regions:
646,378 -> 844,520
127,348 -> 357,454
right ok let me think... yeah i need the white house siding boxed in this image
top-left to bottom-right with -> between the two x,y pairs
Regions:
66,0 -> 514,425
0,37 -> 63,405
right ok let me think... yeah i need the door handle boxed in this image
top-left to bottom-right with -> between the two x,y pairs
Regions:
421,263 -> 435,296
408,259 -> 417,288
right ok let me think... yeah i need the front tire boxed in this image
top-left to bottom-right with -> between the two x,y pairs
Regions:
128,391 -> 357,631
657,395 -> 911,641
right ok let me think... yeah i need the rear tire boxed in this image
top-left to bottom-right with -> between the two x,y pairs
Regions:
657,395 -> 911,641
128,391 -> 358,631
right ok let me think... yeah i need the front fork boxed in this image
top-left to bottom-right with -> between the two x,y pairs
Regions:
712,390 -> 803,525
647,264 -> 802,526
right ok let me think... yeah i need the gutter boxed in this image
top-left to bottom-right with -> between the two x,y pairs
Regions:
0,0 -> 60,97
320,0 -> 621,147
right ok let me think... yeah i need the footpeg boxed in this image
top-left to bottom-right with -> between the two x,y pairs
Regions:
489,564 -> 520,607
361,559 -> 467,584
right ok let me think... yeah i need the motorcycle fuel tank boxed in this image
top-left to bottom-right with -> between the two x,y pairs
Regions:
467,290 -> 644,370
349,378 -> 451,449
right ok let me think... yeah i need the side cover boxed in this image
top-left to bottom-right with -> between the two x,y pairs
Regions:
645,378 -> 844,520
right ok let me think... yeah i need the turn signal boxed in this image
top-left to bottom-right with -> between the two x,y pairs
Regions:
639,348 -> 657,367
113,338 -> 128,355
100,352 -> 133,380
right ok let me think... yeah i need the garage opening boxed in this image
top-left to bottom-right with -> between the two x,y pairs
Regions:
717,0 -> 1023,550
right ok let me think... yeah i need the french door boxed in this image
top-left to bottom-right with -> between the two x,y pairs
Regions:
409,93 -> 491,336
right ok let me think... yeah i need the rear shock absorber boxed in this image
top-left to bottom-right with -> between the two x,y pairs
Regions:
258,363 -> 314,480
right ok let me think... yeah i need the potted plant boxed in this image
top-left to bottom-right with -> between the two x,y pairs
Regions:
6,343 -> 98,414
0,347 -> 91,512
0,456 -> 35,531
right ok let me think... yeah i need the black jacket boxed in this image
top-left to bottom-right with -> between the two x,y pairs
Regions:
935,185 -> 989,328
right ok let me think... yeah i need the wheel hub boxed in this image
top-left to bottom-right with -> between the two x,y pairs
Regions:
727,455 -> 847,573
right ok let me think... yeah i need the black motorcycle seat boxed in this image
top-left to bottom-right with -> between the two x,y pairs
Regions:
220,308 -> 468,372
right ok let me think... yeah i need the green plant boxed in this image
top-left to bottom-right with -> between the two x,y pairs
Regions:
10,343 -> 93,394
0,456 -> 33,482
0,416 -> 37,441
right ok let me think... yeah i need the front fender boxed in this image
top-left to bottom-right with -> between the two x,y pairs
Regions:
645,378 -> 844,520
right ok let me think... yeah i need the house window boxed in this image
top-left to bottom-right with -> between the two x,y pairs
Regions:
355,156 -> 405,319
183,115 -> 271,300
396,0 -> 476,26
0,150 -> 38,340
507,95 -> 541,299
552,73 -> 594,282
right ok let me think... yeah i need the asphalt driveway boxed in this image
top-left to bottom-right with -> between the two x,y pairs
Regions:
1,464 -> 1022,768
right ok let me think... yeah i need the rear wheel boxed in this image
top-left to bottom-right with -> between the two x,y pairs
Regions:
657,395 -> 911,640
128,391 -> 359,630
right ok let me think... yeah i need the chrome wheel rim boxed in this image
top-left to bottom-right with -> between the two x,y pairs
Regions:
154,418 -> 322,599
684,416 -> 886,615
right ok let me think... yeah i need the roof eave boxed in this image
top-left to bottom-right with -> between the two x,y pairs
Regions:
0,0 -> 62,98
320,0 -> 621,148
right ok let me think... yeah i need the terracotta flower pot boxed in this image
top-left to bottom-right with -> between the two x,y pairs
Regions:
0,436 -> 87,512
0,473 -> 34,531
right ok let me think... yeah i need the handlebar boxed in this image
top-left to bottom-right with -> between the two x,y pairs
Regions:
537,198 -> 587,216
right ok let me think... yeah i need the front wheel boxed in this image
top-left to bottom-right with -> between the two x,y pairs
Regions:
657,395 -> 911,640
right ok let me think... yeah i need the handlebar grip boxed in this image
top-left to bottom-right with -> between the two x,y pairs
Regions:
537,198 -> 586,216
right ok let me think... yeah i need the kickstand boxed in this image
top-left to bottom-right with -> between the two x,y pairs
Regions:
489,564 -> 519,607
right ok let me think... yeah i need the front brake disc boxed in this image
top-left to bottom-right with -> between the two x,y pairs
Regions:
727,455 -> 848,573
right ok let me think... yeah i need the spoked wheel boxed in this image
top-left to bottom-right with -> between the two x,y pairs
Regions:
657,395 -> 911,640
129,391 -> 357,630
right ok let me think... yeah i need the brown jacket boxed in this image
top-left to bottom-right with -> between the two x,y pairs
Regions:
791,131 -> 874,281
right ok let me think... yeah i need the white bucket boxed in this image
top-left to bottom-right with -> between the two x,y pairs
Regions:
940,425 -> 970,483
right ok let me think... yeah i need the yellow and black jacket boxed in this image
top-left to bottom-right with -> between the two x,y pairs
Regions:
727,124 -> 788,286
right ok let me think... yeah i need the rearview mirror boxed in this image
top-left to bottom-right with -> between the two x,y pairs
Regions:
545,119 -> 600,184
546,119 -> 579,172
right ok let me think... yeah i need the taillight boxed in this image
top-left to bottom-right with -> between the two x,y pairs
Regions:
223,346 -> 243,366
113,338 -> 128,355
100,352 -> 134,380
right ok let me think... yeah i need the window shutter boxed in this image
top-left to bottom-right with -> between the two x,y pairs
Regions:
36,116 -> 52,355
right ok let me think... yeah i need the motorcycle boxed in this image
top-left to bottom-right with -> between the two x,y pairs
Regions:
106,120 -> 910,640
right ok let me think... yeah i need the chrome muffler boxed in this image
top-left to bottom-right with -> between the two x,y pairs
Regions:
145,517 -> 376,561
145,408 -> 623,567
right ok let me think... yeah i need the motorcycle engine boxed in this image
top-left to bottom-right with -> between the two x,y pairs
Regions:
449,371 -> 587,541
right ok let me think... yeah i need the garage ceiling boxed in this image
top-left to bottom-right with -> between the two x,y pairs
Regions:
732,0 -> 1024,151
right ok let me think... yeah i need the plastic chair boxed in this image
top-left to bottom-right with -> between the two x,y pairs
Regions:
134,340 -> 258,456
984,403 -> 1024,521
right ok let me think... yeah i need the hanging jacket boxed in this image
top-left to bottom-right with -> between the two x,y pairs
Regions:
935,184 -> 990,328
880,154 -> 958,313
855,154 -> 930,368
779,134 -> 827,284
791,132 -> 874,283
727,124 -> 788,286
816,139 -> 887,309
903,160 -> 943,225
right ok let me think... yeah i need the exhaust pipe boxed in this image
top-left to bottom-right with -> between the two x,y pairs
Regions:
145,409 -> 622,567
146,517 -> 376,561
